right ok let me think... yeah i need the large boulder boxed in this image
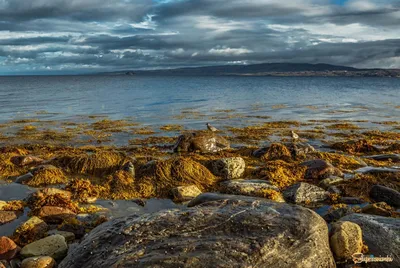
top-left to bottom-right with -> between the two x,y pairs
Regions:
173,132 -> 230,153
211,157 -> 245,179
283,182 -> 329,205
341,213 -> 400,268
59,199 -> 335,268
370,185 -> 400,207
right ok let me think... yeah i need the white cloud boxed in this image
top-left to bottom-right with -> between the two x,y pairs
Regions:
209,46 -> 252,56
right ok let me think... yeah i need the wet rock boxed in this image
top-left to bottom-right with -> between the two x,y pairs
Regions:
327,186 -> 342,195
0,211 -> 18,225
253,143 -> 292,161
58,222 -> 86,239
340,213 -> 400,267
287,142 -> 315,159
355,166 -> 400,174
370,185 -> 400,207
26,188 -> 72,208
47,230 -> 75,243
301,159 -> 343,180
283,182 -> 329,204
59,198 -> 335,268
364,154 -> 400,162
330,221 -> 363,260
219,179 -> 284,201
21,256 -> 56,268
20,235 -> 68,261
15,173 -> 34,184
323,206 -> 354,223
37,206 -> 76,224
173,132 -> 230,153
319,176 -> 345,189
0,237 -> 18,260
12,216 -> 48,246
211,157 -> 245,179
11,155 -> 44,167
339,197 -> 365,204
171,185 -> 202,202
361,202 -> 393,217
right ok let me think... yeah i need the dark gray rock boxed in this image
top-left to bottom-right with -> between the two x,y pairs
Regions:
283,182 -> 329,204
301,159 -> 343,180
340,213 -> 400,268
14,173 -> 34,184
370,185 -> 400,207
59,198 -> 335,268
323,206 -> 354,223
173,132 -> 230,153
364,154 -> 400,162
355,167 -> 400,174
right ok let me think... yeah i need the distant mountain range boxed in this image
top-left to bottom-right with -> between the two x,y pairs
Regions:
103,63 -> 400,77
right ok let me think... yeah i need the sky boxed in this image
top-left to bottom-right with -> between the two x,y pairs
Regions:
0,0 -> 399,74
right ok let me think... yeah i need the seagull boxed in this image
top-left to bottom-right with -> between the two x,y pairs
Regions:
291,130 -> 299,141
206,123 -> 218,132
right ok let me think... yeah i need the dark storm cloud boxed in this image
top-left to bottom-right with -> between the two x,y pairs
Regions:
0,0 -> 399,73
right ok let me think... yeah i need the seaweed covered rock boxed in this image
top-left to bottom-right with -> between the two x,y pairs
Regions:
301,159 -> 343,180
173,131 -> 230,153
12,216 -> 48,246
219,179 -> 284,201
329,221 -> 363,261
287,142 -> 315,159
341,213 -> 400,267
253,143 -> 292,161
210,157 -> 245,179
65,179 -> 102,203
370,185 -> 400,207
59,198 -> 335,268
283,182 -> 329,205
24,165 -> 67,187
170,185 -> 202,202
307,151 -> 366,170
137,157 -> 220,198
330,139 -> 380,154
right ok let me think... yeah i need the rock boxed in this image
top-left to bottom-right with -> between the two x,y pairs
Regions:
253,143 -> 292,161
0,201 -> 6,210
173,132 -> 230,153
211,157 -> 245,179
340,213 -> 400,267
319,176 -> 344,189
287,142 -> 315,159
15,173 -> 34,184
339,197 -> 365,204
21,256 -> 56,268
37,206 -> 76,224
219,179 -> 284,201
361,202 -> 393,217
0,211 -> 18,225
20,235 -> 68,261
12,216 -> 49,246
364,154 -> 400,162
170,185 -> 202,202
187,192 -> 267,207
323,206 -> 354,223
59,198 -> 335,268
11,155 -> 44,167
301,159 -> 343,180
26,188 -> 72,208
0,261 -> 5,268
283,182 -> 329,204
327,186 -> 342,195
47,230 -> 75,243
0,237 -> 18,260
58,222 -> 86,239
355,166 -> 400,174
370,185 -> 400,207
329,221 -> 363,260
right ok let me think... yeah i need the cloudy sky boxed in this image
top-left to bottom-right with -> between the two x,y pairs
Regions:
0,0 -> 399,74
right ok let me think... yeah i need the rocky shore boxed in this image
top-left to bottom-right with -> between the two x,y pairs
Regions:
0,118 -> 399,267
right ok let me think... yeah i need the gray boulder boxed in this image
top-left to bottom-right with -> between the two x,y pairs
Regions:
59,198 -> 335,268
283,182 -> 329,204
219,179 -> 284,201
370,185 -> 400,207
211,157 -> 245,179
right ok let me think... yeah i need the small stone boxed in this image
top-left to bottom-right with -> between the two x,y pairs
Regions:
301,159 -> 343,180
361,202 -> 393,217
13,216 -> 49,246
20,235 -> 68,260
319,176 -> 344,189
283,182 -> 329,204
37,206 -> 76,224
21,256 -> 56,268
211,157 -> 245,179
0,211 -> 18,225
329,221 -> 363,260
171,185 -> 202,202
47,230 -> 75,243
370,185 -> 400,207
0,236 -> 18,260
0,201 -> 7,210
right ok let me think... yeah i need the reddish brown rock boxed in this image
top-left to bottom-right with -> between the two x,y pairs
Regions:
0,211 -> 18,225
37,206 -> 76,224
301,159 -> 343,180
0,237 -> 18,260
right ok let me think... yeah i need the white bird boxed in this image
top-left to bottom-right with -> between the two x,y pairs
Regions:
291,130 -> 299,141
206,123 -> 218,132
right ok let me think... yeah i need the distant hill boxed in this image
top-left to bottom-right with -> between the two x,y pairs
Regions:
103,63 -> 400,77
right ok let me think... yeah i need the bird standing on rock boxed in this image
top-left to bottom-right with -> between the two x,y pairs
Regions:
291,130 -> 299,141
206,123 -> 218,132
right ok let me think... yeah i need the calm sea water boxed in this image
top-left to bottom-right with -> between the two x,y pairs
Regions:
0,75 -> 399,127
